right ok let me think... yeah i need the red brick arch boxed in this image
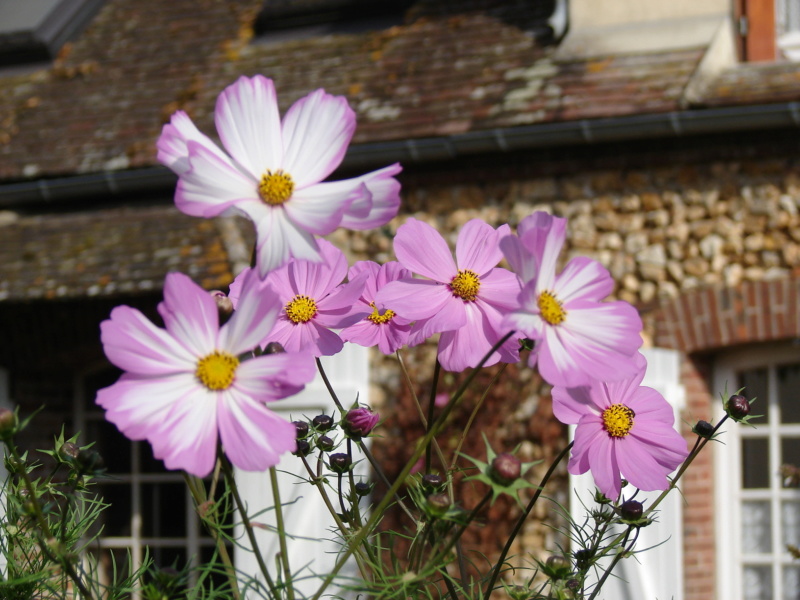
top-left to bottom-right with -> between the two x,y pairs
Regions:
654,277 -> 800,353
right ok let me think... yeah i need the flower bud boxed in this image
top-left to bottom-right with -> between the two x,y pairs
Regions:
59,442 -> 80,461
0,409 -> 15,437
312,414 -> 334,432
263,342 -> 286,354
292,439 -> 311,457
343,407 -> 379,439
329,453 -> 351,473
210,291 -> 234,323
421,473 -> 444,492
693,420 -> 714,438
425,492 -> 451,517
317,435 -> 335,452
293,421 -> 309,439
619,499 -> 644,521
354,481 -> 372,497
545,555 -> 571,580
490,453 -> 521,486
726,394 -> 751,420
76,449 -> 104,474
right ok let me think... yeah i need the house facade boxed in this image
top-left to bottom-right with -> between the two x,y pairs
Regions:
1,0 -> 800,598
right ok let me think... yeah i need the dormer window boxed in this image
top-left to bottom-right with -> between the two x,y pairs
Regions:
0,0 -> 104,68
252,0 -> 415,43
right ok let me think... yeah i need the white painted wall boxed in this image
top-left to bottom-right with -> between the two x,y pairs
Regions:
235,345 -> 369,598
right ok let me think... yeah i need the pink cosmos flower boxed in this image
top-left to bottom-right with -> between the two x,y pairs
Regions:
500,212 -> 643,388
552,354 -> 689,499
229,239 -> 368,357
157,75 -> 402,276
96,271 -> 316,477
339,261 -> 413,354
376,218 -> 521,372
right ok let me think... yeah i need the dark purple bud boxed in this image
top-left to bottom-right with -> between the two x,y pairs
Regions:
210,291 -> 234,323
263,342 -> 285,354
354,481 -> 371,497
619,499 -> 644,521
727,394 -> 751,420
421,473 -> 444,492
343,407 -> 379,439
292,439 -> 311,457
76,449 -> 104,474
317,435 -> 335,452
329,453 -> 351,473
490,453 -> 521,486
312,414 -> 334,432
293,421 -> 309,439
693,420 -> 714,438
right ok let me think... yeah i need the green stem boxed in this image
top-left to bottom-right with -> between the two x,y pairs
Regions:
183,472 -> 241,600
424,360 -> 442,474
316,357 -> 416,519
309,332 -> 516,600
4,441 -> 96,600
429,490 -> 492,567
587,527 -> 639,600
482,440 -> 573,600
269,466 -> 295,600
218,457 -> 279,599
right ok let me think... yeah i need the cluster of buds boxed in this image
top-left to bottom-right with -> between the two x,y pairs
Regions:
291,405 -> 379,459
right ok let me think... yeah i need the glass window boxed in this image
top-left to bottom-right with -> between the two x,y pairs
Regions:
716,346 -> 800,600
78,368 -> 229,595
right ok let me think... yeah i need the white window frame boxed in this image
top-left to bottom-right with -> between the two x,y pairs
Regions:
569,347 -> 685,600
714,342 -> 800,600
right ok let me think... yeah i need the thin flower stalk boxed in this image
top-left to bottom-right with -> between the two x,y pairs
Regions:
309,331 -> 515,600
269,466 -> 295,600
482,440 -> 574,600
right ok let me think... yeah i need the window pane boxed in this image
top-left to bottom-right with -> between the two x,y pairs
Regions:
742,501 -> 772,553
778,364 -> 800,423
782,439 -> 800,481
99,483 -> 132,537
783,501 -> 800,549
744,565 -> 773,600
743,438 -> 771,488
785,566 -> 800,600
87,419 -> 132,474
740,367 -> 770,423
149,546 -> 186,572
142,483 -> 187,538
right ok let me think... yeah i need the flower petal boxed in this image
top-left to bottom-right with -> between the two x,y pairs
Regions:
234,352 -> 317,401
176,141 -> 257,218
215,75 -> 283,179
158,111 -> 229,176
393,218 -> 457,282
218,392 -> 297,471
157,272 -> 218,356
554,257 -> 615,304
376,279 -> 456,321
221,273 -> 283,355
101,306 -> 196,375
254,209 -> 322,276
339,163 -> 402,230
477,268 -> 522,311
455,220 -> 508,275
281,89 -> 355,187
285,182 -> 361,236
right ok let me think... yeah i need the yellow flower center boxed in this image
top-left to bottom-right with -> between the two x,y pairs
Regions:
449,270 -> 481,301
196,351 -> 239,391
285,295 -> 318,323
602,404 -> 635,438
537,291 -> 566,325
259,169 -> 294,205
366,302 -> 395,325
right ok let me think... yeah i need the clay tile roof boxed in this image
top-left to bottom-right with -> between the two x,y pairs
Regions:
700,61 -> 800,107
0,205 -> 236,302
